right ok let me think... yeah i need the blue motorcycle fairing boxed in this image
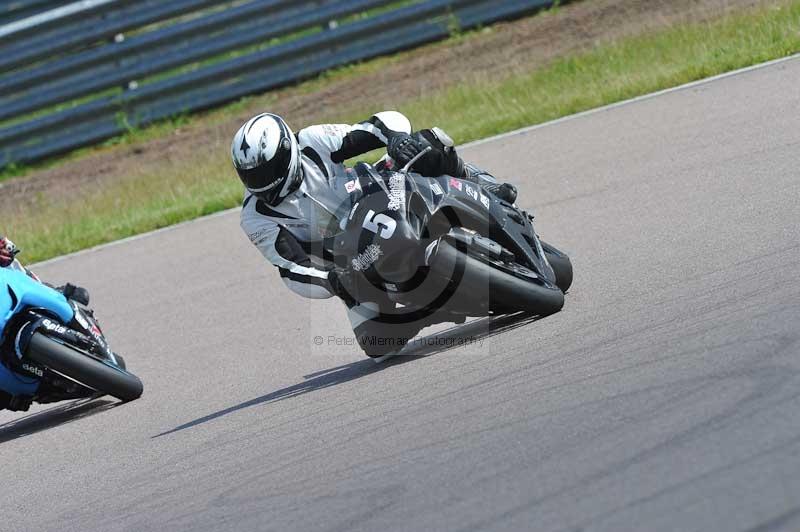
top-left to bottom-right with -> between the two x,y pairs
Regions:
0,268 -> 75,396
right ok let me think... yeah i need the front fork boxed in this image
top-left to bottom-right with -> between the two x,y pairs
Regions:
424,228 -> 516,267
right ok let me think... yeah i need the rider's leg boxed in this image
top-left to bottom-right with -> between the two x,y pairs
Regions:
347,299 -> 469,357
462,163 -> 518,204
347,300 -> 430,358
57,283 -> 90,306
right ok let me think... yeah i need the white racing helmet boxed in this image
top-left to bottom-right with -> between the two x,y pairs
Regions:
231,113 -> 303,205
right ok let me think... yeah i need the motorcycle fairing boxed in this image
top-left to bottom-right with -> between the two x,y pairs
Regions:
337,167 -> 556,289
426,175 -> 556,285
0,268 -> 74,395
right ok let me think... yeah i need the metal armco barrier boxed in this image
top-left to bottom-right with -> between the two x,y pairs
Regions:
0,0 -> 85,29
0,0 -> 554,168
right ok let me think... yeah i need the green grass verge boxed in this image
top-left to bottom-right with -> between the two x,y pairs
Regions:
10,1 -> 800,263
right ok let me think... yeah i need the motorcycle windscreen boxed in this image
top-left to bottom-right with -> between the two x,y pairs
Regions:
0,268 -> 74,332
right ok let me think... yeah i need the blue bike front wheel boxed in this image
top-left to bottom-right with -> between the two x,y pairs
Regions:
25,333 -> 143,402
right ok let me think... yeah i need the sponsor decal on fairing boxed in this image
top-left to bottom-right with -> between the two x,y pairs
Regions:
351,244 -> 383,271
42,319 -> 67,335
344,180 -> 360,194
72,304 -> 89,329
90,323 -> 105,345
387,173 -> 405,211
449,177 -> 463,191
21,363 -> 43,378
430,182 -> 444,196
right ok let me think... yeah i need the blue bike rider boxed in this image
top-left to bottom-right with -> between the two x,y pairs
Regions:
0,235 -> 91,411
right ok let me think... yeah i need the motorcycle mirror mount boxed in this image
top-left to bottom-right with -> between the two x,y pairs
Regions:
401,146 -> 433,174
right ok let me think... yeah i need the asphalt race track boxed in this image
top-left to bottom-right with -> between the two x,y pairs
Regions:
2,57 -> 799,532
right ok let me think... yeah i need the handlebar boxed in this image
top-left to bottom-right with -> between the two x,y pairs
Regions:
400,146 -> 433,173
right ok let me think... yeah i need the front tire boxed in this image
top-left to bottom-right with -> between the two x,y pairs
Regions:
25,333 -> 143,402
541,241 -> 573,293
427,240 -> 564,316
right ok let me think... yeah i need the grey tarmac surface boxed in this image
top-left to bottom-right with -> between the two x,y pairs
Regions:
2,57 -> 800,532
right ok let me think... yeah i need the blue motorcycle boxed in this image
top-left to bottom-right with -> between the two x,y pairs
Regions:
0,264 -> 142,412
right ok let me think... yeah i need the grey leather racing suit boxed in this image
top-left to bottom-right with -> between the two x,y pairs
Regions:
239,111 -> 512,356
240,111 -> 413,301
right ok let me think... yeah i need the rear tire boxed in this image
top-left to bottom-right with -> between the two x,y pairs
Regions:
26,333 -> 143,402
428,240 -> 564,316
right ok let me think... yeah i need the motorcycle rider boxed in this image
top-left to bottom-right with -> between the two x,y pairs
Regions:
232,111 -> 517,357
1,236 -> 95,411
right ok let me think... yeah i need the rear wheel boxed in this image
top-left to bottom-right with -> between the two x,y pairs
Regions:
25,333 -> 143,402
427,240 -> 564,316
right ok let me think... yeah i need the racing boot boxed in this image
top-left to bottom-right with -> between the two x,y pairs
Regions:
350,303 -> 467,359
463,163 -> 518,204
348,301 -> 430,358
354,318 -> 425,358
57,282 -> 90,306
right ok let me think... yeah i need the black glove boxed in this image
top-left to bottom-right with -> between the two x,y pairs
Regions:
416,128 -> 464,177
387,133 -> 423,168
328,268 -> 356,307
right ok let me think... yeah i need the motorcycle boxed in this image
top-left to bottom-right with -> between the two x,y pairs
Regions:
332,148 -> 573,332
0,249 -> 142,412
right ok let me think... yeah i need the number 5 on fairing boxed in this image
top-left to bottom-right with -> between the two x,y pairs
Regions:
362,210 -> 397,239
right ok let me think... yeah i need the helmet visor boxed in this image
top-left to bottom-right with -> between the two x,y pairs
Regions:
237,137 -> 294,205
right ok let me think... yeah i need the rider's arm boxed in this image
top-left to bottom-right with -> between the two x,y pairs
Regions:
394,127 -> 466,178
299,111 -> 413,165
241,214 -> 334,300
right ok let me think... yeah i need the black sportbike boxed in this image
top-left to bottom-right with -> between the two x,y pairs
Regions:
333,149 -> 572,341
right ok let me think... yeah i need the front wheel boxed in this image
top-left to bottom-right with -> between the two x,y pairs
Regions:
541,241 -> 573,293
25,333 -> 143,402
427,240 -> 564,316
